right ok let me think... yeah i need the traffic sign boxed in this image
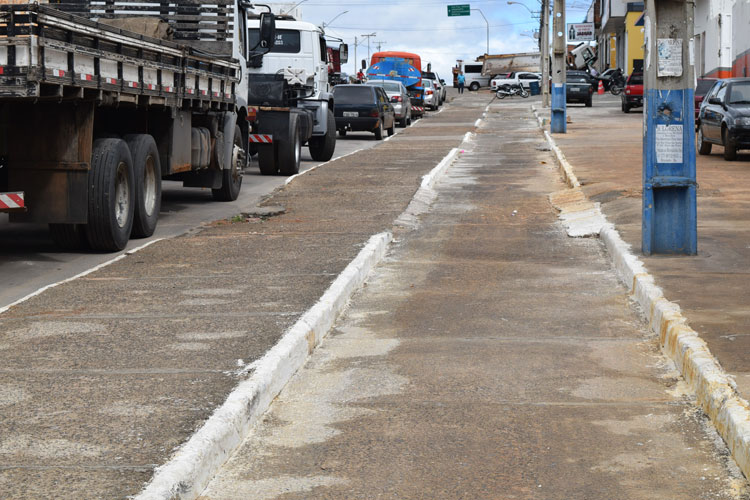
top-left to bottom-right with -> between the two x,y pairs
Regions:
447,4 -> 470,16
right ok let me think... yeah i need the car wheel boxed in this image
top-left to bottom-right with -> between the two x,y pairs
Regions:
697,127 -> 712,155
374,119 -> 383,140
723,128 -> 738,161
338,129 -> 347,137
387,120 -> 395,136
585,96 -> 593,107
622,101 -> 630,113
469,82 -> 480,91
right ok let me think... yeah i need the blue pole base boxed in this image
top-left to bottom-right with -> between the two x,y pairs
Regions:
550,83 -> 566,134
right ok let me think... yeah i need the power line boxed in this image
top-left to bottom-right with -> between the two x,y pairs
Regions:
327,21 -> 537,32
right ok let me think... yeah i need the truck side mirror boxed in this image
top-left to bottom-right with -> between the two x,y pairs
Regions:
339,43 -> 349,64
361,59 -> 366,70
427,63 -> 432,71
259,12 -> 276,50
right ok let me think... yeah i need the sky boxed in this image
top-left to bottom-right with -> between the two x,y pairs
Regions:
285,0 -> 592,85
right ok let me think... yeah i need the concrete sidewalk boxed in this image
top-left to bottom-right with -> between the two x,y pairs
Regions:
0,92 -> 485,498
199,98 -> 747,499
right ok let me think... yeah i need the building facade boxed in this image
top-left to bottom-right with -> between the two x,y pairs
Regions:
595,0 -> 644,75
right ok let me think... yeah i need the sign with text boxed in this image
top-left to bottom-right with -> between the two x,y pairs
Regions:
567,22 -> 595,42
447,4 -> 470,16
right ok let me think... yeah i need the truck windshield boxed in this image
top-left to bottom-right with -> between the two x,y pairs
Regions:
249,29 -> 300,53
333,86 -> 374,104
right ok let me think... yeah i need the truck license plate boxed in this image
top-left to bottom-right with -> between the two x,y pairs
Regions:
343,111 -> 358,117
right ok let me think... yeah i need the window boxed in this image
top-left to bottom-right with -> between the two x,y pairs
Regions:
728,82 -> 750,104
333,86 -> 374,104
716,83 -> 728,102
628,73 -> 643,85
248,29 -> 301,53
465,65 -> 483,74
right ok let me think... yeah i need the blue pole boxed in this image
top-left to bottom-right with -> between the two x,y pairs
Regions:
550,82 -> 567,133
550,0 -> 566,133
641,1 -> 697,255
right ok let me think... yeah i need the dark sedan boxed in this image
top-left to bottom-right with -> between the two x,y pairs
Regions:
332,84 -> 396,140
697,78 -> 750,161
566,71 -> 593,107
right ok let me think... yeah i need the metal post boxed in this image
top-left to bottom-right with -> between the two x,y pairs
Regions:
642,0 -> 697,255
541,0 -> 550,107
471,8 -> 489,56
550,0 -> 566,132
361,32 -> 376,64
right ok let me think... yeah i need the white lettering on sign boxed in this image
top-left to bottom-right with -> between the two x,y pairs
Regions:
657,38 -> 683,77
655,124 -> 683,164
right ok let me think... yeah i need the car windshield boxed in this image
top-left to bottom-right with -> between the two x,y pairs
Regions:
333,86 -> 373,104
629,73 -> 643,84
728,82 -> 750,104
567,75 -> 589,83
368,81 -> 401,93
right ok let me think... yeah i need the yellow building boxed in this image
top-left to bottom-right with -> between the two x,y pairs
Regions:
597,1 -> 644,74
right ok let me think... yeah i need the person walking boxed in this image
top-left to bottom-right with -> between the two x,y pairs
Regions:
457,72 -> 465,94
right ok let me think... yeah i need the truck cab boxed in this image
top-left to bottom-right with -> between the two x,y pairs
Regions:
245,17 -> 344,176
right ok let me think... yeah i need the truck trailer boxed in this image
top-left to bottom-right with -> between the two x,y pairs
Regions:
0,1 -> 284,252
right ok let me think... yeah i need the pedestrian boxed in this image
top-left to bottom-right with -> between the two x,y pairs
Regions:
457,72 -> 465,94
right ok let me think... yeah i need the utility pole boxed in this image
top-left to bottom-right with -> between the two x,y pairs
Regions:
550,0 -> 566,133
354,36 -> 357,76
375,41 -> 387,52
360,32 -> 376,65
641,0 -> 696,255
540,0 -> 550,107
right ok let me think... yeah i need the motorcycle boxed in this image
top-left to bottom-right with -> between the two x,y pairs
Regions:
608,68 -> 626,95
496,83 -> 529,99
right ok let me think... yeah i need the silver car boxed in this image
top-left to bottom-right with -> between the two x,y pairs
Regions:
423,77 -> 439,110
365,79 -> 412,127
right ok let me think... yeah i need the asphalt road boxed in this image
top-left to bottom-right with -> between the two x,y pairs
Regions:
0,127 -> 408,310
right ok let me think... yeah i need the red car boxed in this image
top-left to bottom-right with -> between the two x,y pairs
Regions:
621,72 -> 643,113
695,78 -> 718,120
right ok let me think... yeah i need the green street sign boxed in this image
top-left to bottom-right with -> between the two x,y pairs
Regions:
447,4 -> 470,16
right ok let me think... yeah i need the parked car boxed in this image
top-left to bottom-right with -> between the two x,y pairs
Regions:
695,77 -> 718,121
491,71 -> 541,91
423,70 -> 447,104
566,70 -> 594,107
366,79 -> 412,127
697,78 -> 750,160
423,77 -> 439,110
333,84 -> 396,140
621,72 -> 643,113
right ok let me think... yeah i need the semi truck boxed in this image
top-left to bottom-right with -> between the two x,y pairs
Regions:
0,1 -> 343,252
245,15 -> 345,176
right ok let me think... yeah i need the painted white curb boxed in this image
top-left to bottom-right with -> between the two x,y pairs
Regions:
137,130 -> 470,500
136,232 -> 391,500
536,107 -> 750,481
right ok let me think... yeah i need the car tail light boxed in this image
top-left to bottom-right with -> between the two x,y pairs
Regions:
391,96 -> 402,102
625,89 -> 631,95
426,89 -> 433,95
370,108 -> 379,117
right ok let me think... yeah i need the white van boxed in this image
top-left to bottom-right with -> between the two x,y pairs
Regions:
460,62 -> 490,91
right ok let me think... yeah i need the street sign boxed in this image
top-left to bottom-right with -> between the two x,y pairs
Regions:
567,22 -> 595,42
447,4 -> 470,16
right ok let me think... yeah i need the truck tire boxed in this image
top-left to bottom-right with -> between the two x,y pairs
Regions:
308,110 -> 336,161
258,144 -> 278,175
124,134 -> 161,237
86,138 -> 135,251
49,224 -> 88,250
278,113 -> 301,175
469,82 -> 480,91
212,125 -> 244,201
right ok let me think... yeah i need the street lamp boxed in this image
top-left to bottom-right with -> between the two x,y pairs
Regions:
471,8 -> 489,56
507,1 -> 539,18
322,10 -> 348,29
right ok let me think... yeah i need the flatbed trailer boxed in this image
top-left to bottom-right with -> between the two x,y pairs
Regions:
0,1 -> 248,251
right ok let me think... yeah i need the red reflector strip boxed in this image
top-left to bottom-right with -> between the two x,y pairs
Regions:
52,69 -> 66,77
0,67 -> 5,75
84,74 -> 93,81
130,81 -> 139,88
248,134 -> 273,144
187,88 -> 195,94
105,77 -> 117,85
0,192 -> 25,210
201,90 -> 207,96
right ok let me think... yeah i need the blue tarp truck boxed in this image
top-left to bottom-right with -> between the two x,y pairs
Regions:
366,55 -> 425,119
